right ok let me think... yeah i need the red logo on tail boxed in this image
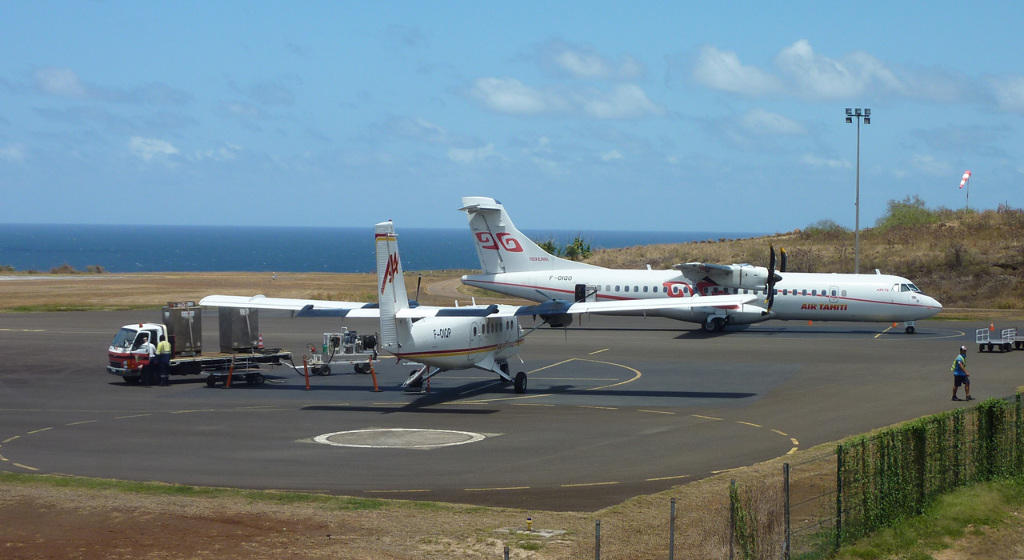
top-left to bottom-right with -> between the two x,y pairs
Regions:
381,253 -> 399,294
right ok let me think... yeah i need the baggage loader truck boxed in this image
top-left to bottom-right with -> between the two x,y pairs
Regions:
107,302 -> 292,386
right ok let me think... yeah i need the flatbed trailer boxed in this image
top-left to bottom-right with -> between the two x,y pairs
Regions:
976,327 -> 1017,352
106,302 -> 292,386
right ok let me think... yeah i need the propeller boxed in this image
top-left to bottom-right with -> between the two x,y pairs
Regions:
765,245 -> 783,311
779,247 -> 787,273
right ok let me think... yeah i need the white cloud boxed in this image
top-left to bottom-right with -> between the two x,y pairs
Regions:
447,143 -> 498,164
543,41 -> 644,81
739,108 -> 805,136
0,144 -> 26,163
129,136 -> 179,161
191,143 -> 241,162
987,75 -> 1024,113
34,67 -> 88,98
470,78 -> 661,119
909,153 -> 952,177
469,78 -> 556,115
775,40 -> 903,100
692,45 -> 782,96
800,153 -> 848,169
583,84 -> 665,119
601,150 -> 623,161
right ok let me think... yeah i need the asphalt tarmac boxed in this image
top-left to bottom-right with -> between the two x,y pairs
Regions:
1,310 -> 1020,511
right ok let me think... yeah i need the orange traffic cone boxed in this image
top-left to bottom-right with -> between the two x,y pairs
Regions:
258,334 -> 264,349
990,322 -> 995,332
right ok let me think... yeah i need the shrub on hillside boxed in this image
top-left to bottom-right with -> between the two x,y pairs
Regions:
875,195 -> 940,230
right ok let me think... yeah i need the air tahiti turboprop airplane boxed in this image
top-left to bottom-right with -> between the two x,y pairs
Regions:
459,196 -> 943,334
200,221 -> 758,393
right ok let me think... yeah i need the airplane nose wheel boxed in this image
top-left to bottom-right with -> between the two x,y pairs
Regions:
513,371 -> 527,393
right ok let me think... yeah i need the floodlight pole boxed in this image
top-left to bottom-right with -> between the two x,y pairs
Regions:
845,108 -> 870,274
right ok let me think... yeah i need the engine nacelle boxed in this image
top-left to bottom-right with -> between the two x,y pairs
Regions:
725,265 -> 770,291
540,313 -> 574,328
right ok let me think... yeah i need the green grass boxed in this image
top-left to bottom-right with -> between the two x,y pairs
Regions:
830,479 -> 1024,560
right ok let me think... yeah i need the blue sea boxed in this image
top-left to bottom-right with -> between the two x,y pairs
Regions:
0,224 -> 762,273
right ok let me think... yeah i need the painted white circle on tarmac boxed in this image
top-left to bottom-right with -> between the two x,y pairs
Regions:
314,428 -> 487,449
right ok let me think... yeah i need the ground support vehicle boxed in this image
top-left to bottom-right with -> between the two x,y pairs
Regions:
976,327 -> 1017,352
299,328 -> 378,376
107,302 -> 292,386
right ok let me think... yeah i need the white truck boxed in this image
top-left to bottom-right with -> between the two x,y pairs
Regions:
107,302 -> 292,386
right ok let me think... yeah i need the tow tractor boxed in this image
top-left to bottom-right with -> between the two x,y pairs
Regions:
301,328 -> 379,376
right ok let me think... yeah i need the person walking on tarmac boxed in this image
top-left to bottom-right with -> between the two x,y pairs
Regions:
156,335 -> 172,386
952,345 -> 974,401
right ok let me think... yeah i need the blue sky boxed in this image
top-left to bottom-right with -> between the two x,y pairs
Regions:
1,1 -> 1021,233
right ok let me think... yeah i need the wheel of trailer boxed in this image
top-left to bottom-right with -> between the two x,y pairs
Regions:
513,371 -> 527,394
1004,343 -> 1012,352
321,365 -> 332,376
987,343 -> 994,352
354,364 -> 365,374
905,325 -> 916,334
245,372 -> 265,385
206,376 -> 217,388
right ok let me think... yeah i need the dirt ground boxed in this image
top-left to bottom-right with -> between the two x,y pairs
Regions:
1,273 -> 1020,559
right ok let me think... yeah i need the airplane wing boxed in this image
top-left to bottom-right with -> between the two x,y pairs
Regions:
675,262 -> 738,274
198,295 -> 381,318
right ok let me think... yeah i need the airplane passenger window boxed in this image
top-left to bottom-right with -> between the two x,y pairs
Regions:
615,286 -> 620,292
802,290 -> 807,296
624,286 -> 629,292
606,285 -> 611,291
634,286 -> 639,292
812,290 -> 816,296
643,286 -> 648,292
842,290 -> 847,297
473,326 -> 477,336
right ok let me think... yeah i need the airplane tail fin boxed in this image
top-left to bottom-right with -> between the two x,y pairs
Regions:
375,221 -> 408,349
460,196 -> 597,273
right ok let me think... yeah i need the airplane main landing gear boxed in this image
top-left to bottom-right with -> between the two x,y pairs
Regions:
513,371 -> 527,394
702,317 -> 727,332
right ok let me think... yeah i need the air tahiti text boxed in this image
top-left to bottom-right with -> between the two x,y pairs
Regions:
800,303 -> 848,311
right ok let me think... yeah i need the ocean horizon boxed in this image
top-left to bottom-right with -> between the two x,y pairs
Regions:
0,224 -> 763,273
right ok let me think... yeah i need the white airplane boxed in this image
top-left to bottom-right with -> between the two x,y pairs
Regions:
200,221 -> 758,393
459,196 -> 943,334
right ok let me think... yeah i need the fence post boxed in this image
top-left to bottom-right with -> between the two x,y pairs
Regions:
595,519 -> 601,560
729,479 -> 735,560
669,497 -> 676,560
503,545 -> 509,560
783,463 -> 791,560
835,445 -> 844,551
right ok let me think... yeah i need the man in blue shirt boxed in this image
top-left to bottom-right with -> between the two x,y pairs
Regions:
951,345 -> 973,401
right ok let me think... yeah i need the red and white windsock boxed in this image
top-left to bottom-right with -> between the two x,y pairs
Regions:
959,170 -> 971,189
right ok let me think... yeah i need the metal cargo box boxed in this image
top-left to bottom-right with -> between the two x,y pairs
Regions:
162,303 -> 202,356
218,307 -> 259,352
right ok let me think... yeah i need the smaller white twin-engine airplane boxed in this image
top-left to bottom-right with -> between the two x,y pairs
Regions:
200,221 -> 758,393
459,196 -> 943,334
